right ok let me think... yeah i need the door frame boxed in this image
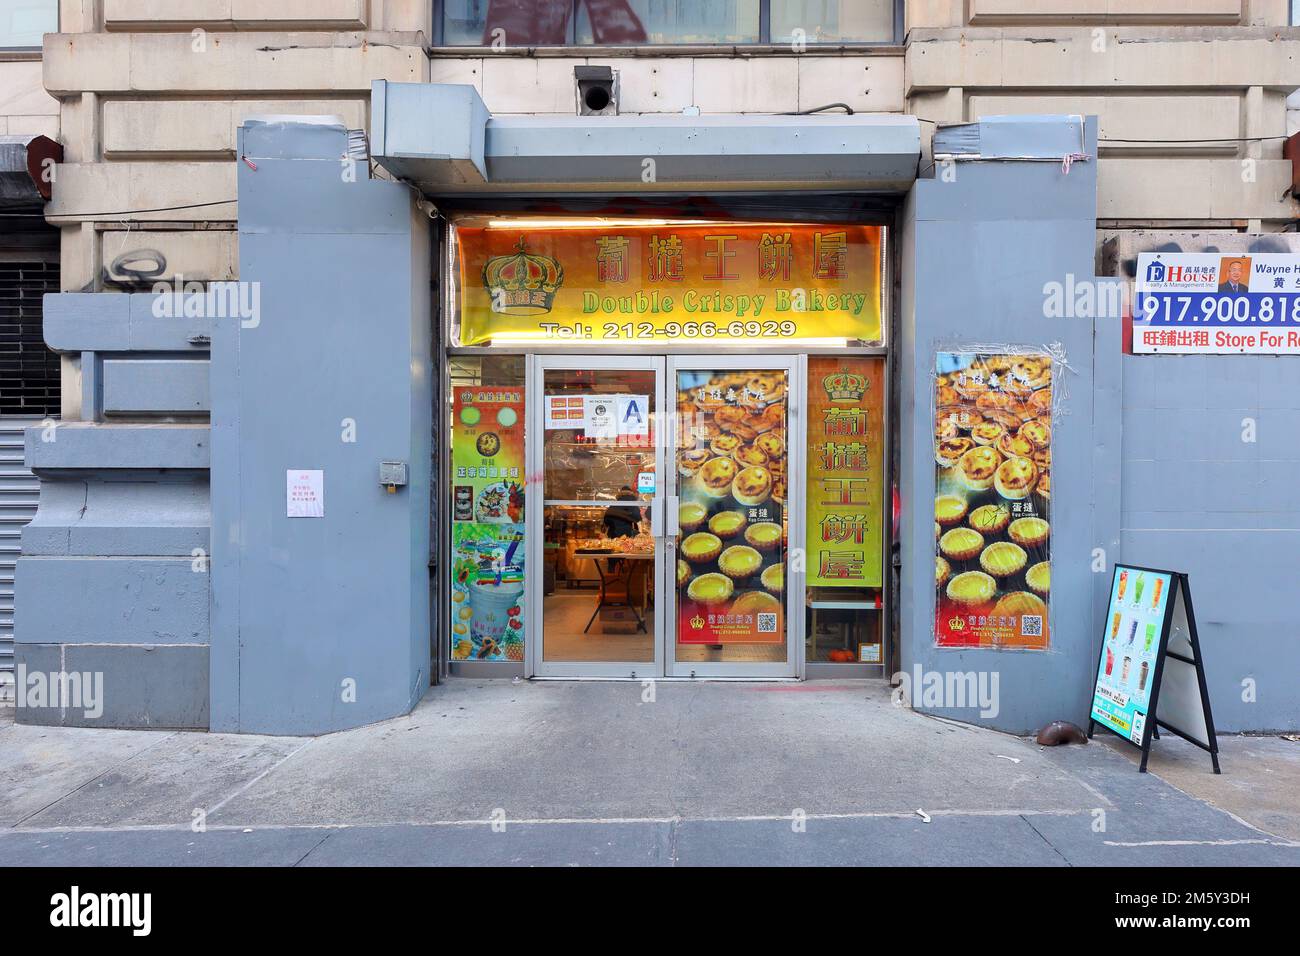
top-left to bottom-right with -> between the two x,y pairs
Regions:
664,354 -> 805,679
526,353 -> 668,678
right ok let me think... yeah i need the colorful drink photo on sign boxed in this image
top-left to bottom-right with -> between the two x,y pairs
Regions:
449,216 -> 884,346
933,352 -> 1052,649
675,368 -> 787,646
1090,565 -> 1175,744
806,356 -> 884,589
450,382 -> 526,661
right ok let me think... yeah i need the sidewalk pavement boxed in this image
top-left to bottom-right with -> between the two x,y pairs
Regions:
1,679 -> 1296,866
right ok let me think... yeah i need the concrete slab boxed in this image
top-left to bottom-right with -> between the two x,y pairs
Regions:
0,716 -> 174,827
1097,733 -> 1300,843
17,730 -> 305,828
0,827 -> 329,867
299,821 -> 673,867
209,680 -> 1102,827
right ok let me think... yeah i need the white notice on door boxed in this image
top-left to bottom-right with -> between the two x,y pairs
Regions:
616,395 -> 650,437
584,395 -> 618,439
287,469 -> 324,517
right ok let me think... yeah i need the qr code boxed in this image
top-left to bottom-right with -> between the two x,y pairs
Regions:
1021,615 -> 1043,637
757,613 -> 778,633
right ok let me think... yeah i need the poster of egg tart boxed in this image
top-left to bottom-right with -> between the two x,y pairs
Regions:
933,352 -> 1052,649
676,368 -> 788,645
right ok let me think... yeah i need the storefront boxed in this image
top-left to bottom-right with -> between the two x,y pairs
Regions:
441,216 -> 891,679
24,94 -> 1145,737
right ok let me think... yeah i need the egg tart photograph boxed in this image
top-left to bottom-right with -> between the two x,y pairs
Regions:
996,431 -> 1036,460
1025,561 -> 1050,596
732,589 -> 782,619
678,500 -> 708,533
936,384 -> 962,408
676,559 -> 691,588
714,405 -> 747,431
730,421 -> 758,443
754,403 -> 785,433
698,456 -> 738,497
732,465 -> 773,507
1035,471 -> 1051,504
744,521 -> 783,551
994,456 -> 1037,500
936,556 -> 951,588
709,434 -> 742,459
979,540 -> 1027,578
968,503 -> 1011,535
1028,387 -> 1052,417
718,545 -> 763,581
1032,446 -> 1052,470
708,510 -> 746,540
1008,516 -> 1050,549
992,591 -> 1046,619
771,475 -> 787,503
935,416 -> 960,441
755,432 -> 785,460
957,445 -> 1001,492
946,570 -> 996,608
936,436 -> 975,467
969,421 -> 1004,446
760,562 -> 784,594
1013,358 -> 1051,390
939,527 -> 984,562
935,493 -> 969,527
735,443 -> 769,468
680,531 -> 722,564
1019,418 -> 1051,449
975,390 -> 1014,416
678,448 -> 710,477
687,572 -> 733,606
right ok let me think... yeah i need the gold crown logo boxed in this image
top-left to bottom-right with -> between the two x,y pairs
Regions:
948,614 -> 967,631
482,237 -> 564,316
823,371 -> 868,403
690,614 -> 705,630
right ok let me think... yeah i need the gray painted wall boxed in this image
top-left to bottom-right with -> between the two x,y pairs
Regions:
208,118 -> 432,735
17,295 -> 212,730
1120,354 -> 1300,731
899,116 -> 1125,735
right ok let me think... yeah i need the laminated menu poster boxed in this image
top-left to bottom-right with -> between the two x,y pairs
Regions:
933,352 -> 1053,649
806,356 -> 884,588
675,369 -> 788,644
1090,566 -> 1174,744
450,386 -> 526,662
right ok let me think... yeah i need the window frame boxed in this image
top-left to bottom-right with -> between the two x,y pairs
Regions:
0,0 -> 59,52
431,0 -> 903,48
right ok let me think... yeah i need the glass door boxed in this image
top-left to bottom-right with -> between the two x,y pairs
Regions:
666,356 -> 802,678
529,356 -> 666,677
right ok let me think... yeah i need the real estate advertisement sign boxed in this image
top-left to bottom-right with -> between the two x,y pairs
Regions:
1134,252 -> 1300,354
933,352 -> 1052,650
806,356 -> 884,589
450,386 -> 526,662
450,216 -> 884,346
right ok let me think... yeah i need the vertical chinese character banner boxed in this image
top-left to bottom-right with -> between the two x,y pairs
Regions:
807,356 -> 885,589
933,352 -> 1052,649
450,387 -> 526,662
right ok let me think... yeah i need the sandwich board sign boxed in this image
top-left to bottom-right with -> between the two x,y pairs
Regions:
1087,564 -> 1220,774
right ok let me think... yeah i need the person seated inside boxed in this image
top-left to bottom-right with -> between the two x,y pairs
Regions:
602,486 -> 643,540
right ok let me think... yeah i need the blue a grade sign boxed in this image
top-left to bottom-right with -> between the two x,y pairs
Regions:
1090,566 -> 1174,745
1134,252 -> 1300,355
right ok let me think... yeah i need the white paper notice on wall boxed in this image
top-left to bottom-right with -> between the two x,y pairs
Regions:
287,469 -> 324,517
616,395 -> 650,437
